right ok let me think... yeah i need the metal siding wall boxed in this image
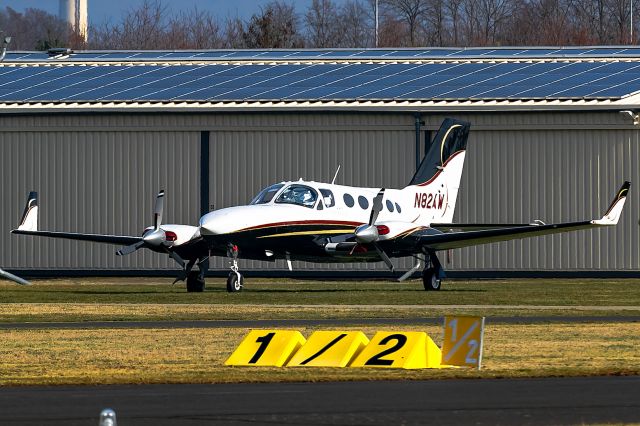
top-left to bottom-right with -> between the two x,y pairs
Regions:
450,127 -> 639,271
208,126 -> 416,271
1,131 -> 199,270
1,111 -> 638,274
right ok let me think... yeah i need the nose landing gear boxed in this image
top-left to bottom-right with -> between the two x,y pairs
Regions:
226,244 -> 243,292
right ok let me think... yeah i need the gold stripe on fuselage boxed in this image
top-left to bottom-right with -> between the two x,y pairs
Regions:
257,229 -> 354,239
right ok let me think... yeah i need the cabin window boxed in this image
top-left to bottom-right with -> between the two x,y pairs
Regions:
386,200 -> 394,212
358,196 -> 369,209
250,183 -> 284,205
395,203 -> 402,213
343,193 -> 355,207
320,189 -> 335,208
275,184 -> 318,208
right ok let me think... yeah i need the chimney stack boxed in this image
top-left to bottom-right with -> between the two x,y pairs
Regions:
59,0 -> 88,42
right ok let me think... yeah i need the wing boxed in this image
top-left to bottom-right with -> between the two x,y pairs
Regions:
411,181 -> 630,251
11,191 -> 143,246
11,229 -> 142,246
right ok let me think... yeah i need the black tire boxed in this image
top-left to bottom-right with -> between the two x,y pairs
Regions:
226,272 -> 243,292
186,271 -> 205,292
422,267 -> 441,291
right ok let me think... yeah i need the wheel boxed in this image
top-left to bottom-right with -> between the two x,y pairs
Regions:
422,267 -> 441,291
186,271 -> 205,292
226,272 -> 243,292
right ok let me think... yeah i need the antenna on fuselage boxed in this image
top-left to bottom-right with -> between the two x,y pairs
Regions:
331,165 -> 341,185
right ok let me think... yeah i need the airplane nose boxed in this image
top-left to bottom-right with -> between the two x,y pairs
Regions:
199,211 -> 234,235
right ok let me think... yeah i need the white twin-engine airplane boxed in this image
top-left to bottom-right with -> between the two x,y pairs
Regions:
12,119 -> 630,293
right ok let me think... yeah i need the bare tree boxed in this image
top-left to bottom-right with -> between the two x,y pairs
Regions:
166,8 -> 224,49
445,0 -> 464,45
305,0 -> 340,47
381,0 -> 429,46
243,1 -> 303,48
603,0 -> 635,44
0,7 -> 69,50
339,0 -> 373,47
223,17 -> 247,48
421,0 -> 449,46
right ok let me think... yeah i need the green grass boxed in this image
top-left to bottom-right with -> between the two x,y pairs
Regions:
0,278 -> 638,385
0,277 -> 638,323
1,277 -> 639,306
1,323 -> 638,386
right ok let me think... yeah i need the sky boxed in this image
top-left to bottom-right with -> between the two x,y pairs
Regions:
1,0 -> 323,25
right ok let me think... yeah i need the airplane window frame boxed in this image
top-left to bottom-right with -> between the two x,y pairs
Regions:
343,193 -> 355,208
386,200 -> 394,212
319,189 -> 335,208
250,183 -> 285,205
358,196 -> 369,210
274,184 -> 319,209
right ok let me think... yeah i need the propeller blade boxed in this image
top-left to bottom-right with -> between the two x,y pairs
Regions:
116,241 -> 144,256
374,243 -> 394,272
369,188 -> 385,226
153,190 -> 165,230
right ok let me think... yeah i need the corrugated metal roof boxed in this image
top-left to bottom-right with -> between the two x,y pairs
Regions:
2,47 -> 640,112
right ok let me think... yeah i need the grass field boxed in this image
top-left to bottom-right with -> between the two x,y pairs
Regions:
0,323 -> 638,386
0,277 -> 638,322
0,277 -> 638,385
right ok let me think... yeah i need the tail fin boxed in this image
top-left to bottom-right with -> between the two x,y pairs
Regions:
405,119 -> 470,224
592,181 -> 630,226
17,191 -> 38,232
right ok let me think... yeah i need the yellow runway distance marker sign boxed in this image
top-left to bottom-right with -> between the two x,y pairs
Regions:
350,331 -> 442,369
441,316 -> 485,369
225,330 -> 306,367
287,331 -> 369,367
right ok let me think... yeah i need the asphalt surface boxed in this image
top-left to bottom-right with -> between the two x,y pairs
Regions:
1,376 -> 638,425
0,315 -> 638,329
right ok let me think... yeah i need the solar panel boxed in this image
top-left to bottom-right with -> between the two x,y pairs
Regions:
4,51 -> 640,102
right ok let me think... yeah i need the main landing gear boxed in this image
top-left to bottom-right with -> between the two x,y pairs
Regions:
183,257 -> 208,293
226,244 -> 243,293
422,252 -> 444,291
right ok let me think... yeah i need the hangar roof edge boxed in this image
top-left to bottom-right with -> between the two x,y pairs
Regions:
0,97 -> 638,113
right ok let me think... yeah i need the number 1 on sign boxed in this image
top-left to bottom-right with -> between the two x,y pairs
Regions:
447,318 -> 458,341
248,332 -> 276,364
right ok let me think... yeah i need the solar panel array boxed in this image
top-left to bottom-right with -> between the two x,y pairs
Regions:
7,46 -> 640,62
2,48 -> 640,103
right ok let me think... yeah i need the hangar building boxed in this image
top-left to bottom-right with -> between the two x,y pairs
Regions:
0,47 -> 638,276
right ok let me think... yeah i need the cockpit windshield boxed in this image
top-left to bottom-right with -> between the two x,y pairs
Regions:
275,184 -> 318,208
250,183 -> 284,205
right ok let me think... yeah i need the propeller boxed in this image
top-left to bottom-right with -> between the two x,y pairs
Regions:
352,188 -> 395,272
116,190 -> 173,256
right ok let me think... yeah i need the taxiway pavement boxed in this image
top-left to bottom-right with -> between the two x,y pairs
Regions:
1,376 -> 638,425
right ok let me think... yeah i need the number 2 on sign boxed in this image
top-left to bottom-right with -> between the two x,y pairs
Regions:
465,339 -> 478,364
365,334 -> 408,366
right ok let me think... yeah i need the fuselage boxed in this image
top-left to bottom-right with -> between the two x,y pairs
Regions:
198,180 -> 443,262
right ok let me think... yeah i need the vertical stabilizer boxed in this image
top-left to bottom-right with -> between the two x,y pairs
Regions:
405,119 -> 470,224
17,192 -> 38,232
